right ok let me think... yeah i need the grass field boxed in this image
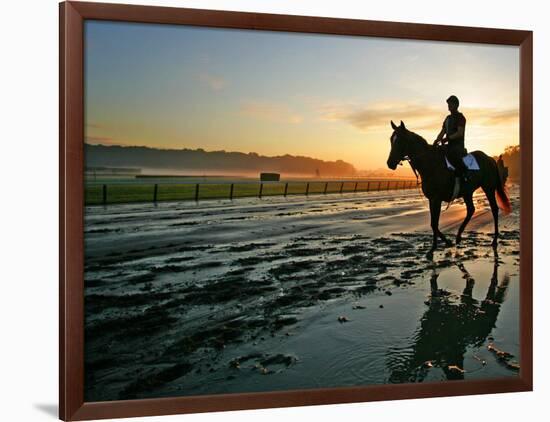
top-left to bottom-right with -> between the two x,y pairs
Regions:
84,179 -> 417,205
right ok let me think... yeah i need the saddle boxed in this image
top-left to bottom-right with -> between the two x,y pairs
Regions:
436,146 -> 480,202
445,153 -> 480,171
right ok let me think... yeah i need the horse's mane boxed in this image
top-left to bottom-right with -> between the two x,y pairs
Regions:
406,130 -> 431,149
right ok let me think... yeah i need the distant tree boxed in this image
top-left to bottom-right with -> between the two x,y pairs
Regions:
84,144 -> 357,177
501,145 -> 520,181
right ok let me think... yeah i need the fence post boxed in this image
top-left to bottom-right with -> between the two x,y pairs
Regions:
229,183 -> 234,200
195,183 -> 199,201
324,182 -> 328,194
259,183 -> 263,198
153,184 -> 158,202
102,184 -> 107,205
284,182 -> 289,197
354,182 -> 358,192
366,181 -> 370,192
305,182 -> 309,196
340,182 -> 344,194
377,181 -> 381,191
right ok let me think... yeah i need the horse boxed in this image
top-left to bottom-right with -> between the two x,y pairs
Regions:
386,120 -> 511,255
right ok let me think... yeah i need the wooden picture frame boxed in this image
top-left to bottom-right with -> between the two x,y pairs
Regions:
60,1 -> 533,420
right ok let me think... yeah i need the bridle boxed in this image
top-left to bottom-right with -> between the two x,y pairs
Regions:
391,132 -> 431,187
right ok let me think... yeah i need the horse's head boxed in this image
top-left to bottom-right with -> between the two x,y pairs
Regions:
387,120 -> 410,170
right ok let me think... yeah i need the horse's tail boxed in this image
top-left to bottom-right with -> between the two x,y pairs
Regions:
494,161 -> 512,215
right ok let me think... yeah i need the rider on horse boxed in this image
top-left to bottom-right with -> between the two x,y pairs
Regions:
434,95 -> 469,183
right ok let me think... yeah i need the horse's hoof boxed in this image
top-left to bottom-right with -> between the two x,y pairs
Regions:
456,236 -> 462,245
426,249 -> 435,259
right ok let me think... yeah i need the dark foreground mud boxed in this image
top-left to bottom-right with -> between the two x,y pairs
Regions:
84,188 -> 520,401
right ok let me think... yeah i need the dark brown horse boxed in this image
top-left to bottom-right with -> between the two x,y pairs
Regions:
386,121 -> 511,255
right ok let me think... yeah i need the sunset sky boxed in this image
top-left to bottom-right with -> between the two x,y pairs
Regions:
84,20 -> 519,171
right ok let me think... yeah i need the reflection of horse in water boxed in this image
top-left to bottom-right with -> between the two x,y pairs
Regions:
386,256 -> 510,383
386,121 -> 512,256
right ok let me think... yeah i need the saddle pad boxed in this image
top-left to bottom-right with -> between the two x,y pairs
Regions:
445,153 -> 480,171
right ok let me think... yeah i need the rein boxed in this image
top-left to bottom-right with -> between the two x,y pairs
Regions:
392,131 -> 437,188
403,148 -> 432,186
404,157 -> 421,185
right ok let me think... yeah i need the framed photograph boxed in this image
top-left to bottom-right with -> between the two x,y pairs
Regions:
60,1 -> 533,420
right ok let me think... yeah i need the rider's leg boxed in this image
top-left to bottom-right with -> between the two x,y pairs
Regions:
448,146 -> 469,182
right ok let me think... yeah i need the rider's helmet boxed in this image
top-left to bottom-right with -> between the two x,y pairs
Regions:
446,95 -> 460,107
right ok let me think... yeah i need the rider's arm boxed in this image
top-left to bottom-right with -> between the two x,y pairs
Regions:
448,125 -> 465,140
436,126 -> 445,141
435,119 -> 446,143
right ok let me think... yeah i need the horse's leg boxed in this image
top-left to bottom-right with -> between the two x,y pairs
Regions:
456,193 -> 475,245
429,199 -> 442,254
438,227 -> 452,247
430,272 -> 438,292
483,187 -> 499,248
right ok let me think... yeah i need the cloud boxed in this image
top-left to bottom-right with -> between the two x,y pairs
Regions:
198,73 -> 227,91
86,123 -> 104,129
318,101 -> 438,132
467,108 -> 519,125
239,100 -> 304,124
317,101 -> 518,133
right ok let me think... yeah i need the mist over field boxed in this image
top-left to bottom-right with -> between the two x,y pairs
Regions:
85,144 -> 357,178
